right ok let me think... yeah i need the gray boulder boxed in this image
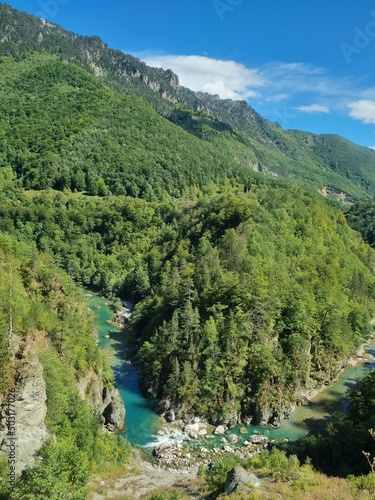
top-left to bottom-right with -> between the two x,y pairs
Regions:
228,434 -> 239,444
248,434 -> 268,444
184,422 -> 200,433
165,409 -> 175,422
155,441 -> 173,456
224,466 -> 261,495
214,424 -> 227,435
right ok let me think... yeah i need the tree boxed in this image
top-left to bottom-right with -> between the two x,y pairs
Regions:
348,370 -> 375,427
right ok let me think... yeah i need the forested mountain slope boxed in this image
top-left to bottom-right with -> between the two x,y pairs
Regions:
0,53 -> 256,197
1,3 -> 375,199
0,170 -> 374,425
129,187 -> 375,424
0,176 -> 131,498
346,201 -> 375,247
1,3 -> 375,497
290,131 -> 375,197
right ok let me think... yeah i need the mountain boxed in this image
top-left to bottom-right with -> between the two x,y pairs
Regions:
1,4 -> 375,497
0,0 -> 374,428
1,2 -> 375,200
0,52 -> 257,197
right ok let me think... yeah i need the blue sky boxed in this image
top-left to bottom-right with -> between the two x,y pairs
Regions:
5,0 -> 375,147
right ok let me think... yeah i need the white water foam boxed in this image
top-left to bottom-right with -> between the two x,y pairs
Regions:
140,429 -> 188,449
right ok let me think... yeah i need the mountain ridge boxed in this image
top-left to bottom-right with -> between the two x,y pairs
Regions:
1,5 -> 375,497
2,2 -> 375,200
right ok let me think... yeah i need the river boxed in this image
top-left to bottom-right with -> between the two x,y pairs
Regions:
84,290 -> 375,447
84,290 -> 162,447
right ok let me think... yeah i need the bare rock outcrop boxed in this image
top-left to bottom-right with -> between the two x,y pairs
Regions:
0,338 -> 49,474
224,466 -> 261,495
77,370 -> 125,431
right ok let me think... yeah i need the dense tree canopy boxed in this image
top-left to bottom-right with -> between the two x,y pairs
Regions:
0,169 -> 373,424
130,188 -> 375,422
0,53 -> 256,198
1,6 -> 375,496
0,196 -> 130,499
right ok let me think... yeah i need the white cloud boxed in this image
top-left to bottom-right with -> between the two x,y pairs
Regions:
137,54 -> 265,100
136,55 -> 344,104
271,62 -> 326,76
266,93 -> 289,102
131,51 -> 375,125
262,62 -> 352,98
348,100 -> 375,124
368,146 -> 375,150
296,104 -> 330,114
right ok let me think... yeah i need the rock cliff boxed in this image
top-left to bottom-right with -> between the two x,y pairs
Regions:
0,336 -> 49,474
0,333 -> 125,474
77,369 -> 125,432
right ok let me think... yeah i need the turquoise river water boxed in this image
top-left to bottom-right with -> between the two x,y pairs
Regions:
84,290 -> 375,448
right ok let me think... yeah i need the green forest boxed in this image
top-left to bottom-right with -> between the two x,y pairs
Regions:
2,1 -> 375,200
1,164 -> 375,426
0,223 -> 130,499
1,3 -> 375,498
0,53 -> 256,198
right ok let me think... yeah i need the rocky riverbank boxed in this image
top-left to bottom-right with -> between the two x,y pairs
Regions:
292,332 -> 375,407
149,331 -> 375,433
106,300 -> 134,330
88,448 -> 200,500
154,433 -> 270,469
88,435 -> 269,499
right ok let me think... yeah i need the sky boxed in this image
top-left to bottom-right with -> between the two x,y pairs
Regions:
4,0 -> 375,148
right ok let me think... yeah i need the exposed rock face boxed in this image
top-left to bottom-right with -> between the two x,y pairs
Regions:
139,375 -> 159,399
154,398 -> 297,431
77,370 -> 125,431
165,409 -> 175,423
0,335 -> 125,476
155,398 -> 171,414
257,407 -> 272,426
102,388 -> 125,431
0,338 -> 49,474
224,466 -> 261,495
